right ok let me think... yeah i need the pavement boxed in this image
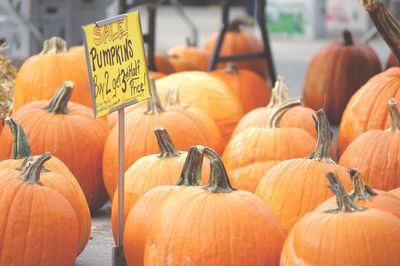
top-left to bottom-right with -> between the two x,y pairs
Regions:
75,5 -> 392,266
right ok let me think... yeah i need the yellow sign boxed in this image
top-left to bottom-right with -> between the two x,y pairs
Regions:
82,11 -> 150,118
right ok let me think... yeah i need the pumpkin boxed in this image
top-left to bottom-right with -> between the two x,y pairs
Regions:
0,81 -> 109,211
281,172 -> 400,266
167,39 -> 210,71
338,0 -> 400,157
102,78 -> 217,198
167,54 -> 198,72
144,147 -> 284,266
255,109 -> 352,235
13,37 -> 92,110
303,30 -> 381,123
340,98 -> 400,190
233,76 -> 317,139
0,153 -> 79,265
155,71 -> 244,144
204,19 -> 268,79
111,128 -> 210,241
124,145 -> 205,266
0,50 -> 16,132
390,187 -> 400,197
222,99 -> 316,192
152,52 -> 175,74
211,63 -> 271,112
387,52 -> 398,68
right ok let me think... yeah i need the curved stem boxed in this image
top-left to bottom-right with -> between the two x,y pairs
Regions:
223,62 -> 240,74
348,169 -> 377,201
4,117 -> 32,159
361,0 -> 400,62
45,81 -> 74,114
203,147 -> 235,193
176,145 -> 204,186
266,75 -> 289,108
388,98 -> 400,131
40,37 -> 67,54
342,30 -> 354,45
309,109 -> 334,162
324,172 -> 365,213
153,127 -> 181,158
21,153 -> 52,185
145,77 -> 164,114
268,98 -> 302,128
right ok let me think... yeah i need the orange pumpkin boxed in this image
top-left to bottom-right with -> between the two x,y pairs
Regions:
255,109 -> 352,235
152,52 -> 175,74
167,40 -> 210,71
0,153 -> 79,265
222,99 -> 316,192
144,147 -> 284,266
211,63 -> 271,112
281,172 -> 400,266
0,81 -> 109,211
339,98 -> 400,190
14,37 -> 92,110
390,187 -> 400,197
167,54 -> 198,72
303,30 -> 381,123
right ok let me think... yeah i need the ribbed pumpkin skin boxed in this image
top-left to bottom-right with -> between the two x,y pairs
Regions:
144,187 -> 284,266
255,159 -> 352,235
155,72 -> 244,144
339,130 -> 400,190
280,209 -> 400,266
211,66 -> 271,113
0,170 -> 79,266
167,45 -> 210,71
0,102 -> 109,211
390,187 -> 400,197
222,127 -> 316,192
338,68 -> 400,157
303,39 -> 381,123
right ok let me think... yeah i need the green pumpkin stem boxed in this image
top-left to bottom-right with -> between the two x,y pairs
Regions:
309,109 -> 334,162
21,153 -> 52,185
203,147 -> 235,193
348,169 -> 377,201
267,75 -> 289,108
153,127 -> 181,158
268,98 -> 302,128
224,62 -> 240,74
361,0 -> 400,63
325,172 -> 365,213
4,117 -> 32,159
146,77 -> 165,114
46,81 -> 74,114
41,37 -> 67,54
342,30 -> 354,46
388,98 -> 400,131
176,145 -> 204,186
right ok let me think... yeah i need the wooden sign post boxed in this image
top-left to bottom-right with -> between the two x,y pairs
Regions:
82,10 -> 150,266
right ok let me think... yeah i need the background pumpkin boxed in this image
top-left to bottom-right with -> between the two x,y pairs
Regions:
167,39 -> 210,71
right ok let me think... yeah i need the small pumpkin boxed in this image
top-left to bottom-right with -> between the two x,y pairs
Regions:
281,172 -> 400,266
167,39 -> 210,71
0,153 -> 79,265
339,98 -> 400,190
255,109 -> 352,235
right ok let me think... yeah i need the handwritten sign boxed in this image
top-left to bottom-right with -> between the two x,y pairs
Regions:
82,11 -> 150,118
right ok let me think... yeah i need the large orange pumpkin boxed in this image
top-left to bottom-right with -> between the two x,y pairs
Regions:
339,98 -> 400,190
0,153 -> 79,265
0,81 -> 109,211
14,37 -> 92,110
211,63 -> 271,112
223,99 -> 316,192
303,30 -> 381,123
338,0 -> 400,157
280,172 -> 400,266
144,147 -> 284,266
167,40 -> 210,71
255,109 -> 352,235
390,187 -> 400,197
102,78 -> 218,198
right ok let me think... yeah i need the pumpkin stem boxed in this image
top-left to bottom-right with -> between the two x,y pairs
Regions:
40,37 -> 67,54
164,86 -> 186,108
388,98 -> 400,131
268,98 -> 302,128
224,62 -> 240,74
185,37 -> 195,47
176,145 -> 204,186
309,109 -> 334,162
45,81 -> 74,114
4,117 -> 32,159
21,153 -> 52,185
266,75 -> 289,108
342,30 -> 354,46
203,147 -> 235,193
361,0 -> 400,63
145,77 -> 165,114
153,126 -> 181,158
348,169 -> 377,201
324,172 -> 365,213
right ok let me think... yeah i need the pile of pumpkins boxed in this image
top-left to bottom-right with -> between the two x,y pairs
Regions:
1,0 -> 400,265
